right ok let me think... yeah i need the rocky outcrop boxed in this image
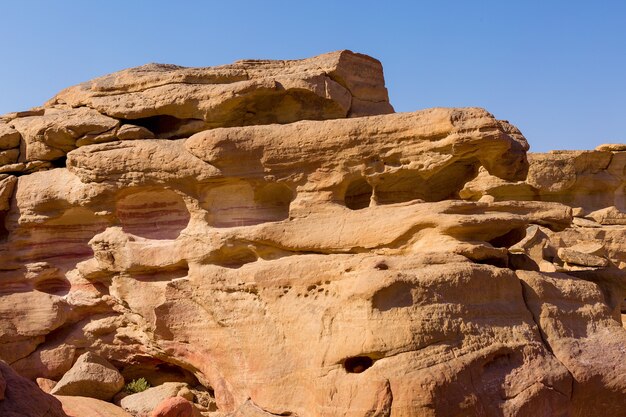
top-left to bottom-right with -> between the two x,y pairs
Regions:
0,50 -> 624,417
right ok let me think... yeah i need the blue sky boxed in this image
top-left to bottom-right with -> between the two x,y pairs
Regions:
1,1 -> 624,152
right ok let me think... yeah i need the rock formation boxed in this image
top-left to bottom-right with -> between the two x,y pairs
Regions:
0,50 -> 624,417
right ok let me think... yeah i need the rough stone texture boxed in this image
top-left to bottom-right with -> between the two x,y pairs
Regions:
50,352 -> 124,400
0,360 -> 68,417
48,50 -> 393,135
56,395 -> 134,417
150,396 -> 199,417
10,107 -> 120,161
0,123 -> 21,150
120,382 -> 194,417
36,377 -> 57,393
0,51 -> 624,417
462,149 -> 626,215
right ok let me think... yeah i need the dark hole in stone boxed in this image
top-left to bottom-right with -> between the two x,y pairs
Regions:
344,356 -> 374,373
123,115 -> 204,139
51,155 -> 67,168
345,178 -> 372,210
489,227 -> 527,248
121,359 -> 200,387
374,261 -> 389,270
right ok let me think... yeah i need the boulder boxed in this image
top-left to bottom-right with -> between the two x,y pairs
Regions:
56,395 -> 134,417
50,352 -> 124,401
150,396 -> 198,417
0,360 -> 68,417
558,247 -> 609,268
120,382 -> 194,417
0,123 -> 20,150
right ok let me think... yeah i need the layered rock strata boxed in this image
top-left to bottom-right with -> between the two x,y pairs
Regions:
0,51 -> 624,417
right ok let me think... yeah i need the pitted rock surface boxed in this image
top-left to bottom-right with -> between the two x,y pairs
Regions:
0,50 -> 625,417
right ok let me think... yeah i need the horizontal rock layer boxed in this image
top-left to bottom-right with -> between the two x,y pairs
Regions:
0,50 -> 625,417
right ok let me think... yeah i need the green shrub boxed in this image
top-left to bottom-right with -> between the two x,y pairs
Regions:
124,377 -> 151,394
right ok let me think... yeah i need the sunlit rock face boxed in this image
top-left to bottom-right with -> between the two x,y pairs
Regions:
0,50 -> 625,417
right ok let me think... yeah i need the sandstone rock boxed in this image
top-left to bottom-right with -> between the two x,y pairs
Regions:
0,51 -> 625,417
36,377 -> 57,393
587,206 -> 626,225
10,107 -> 119,161
0,175 -> 16,210
558,247 -> 609,268
50,352 -> 124,400
0,368 -> 4,400
117,124 -> 155,140
56,395 -> 134,417
572,216 -> 601,228
150,396 -> 197,417
596,143 -> 626,151
185,107 -> 528,184
0,124 -> 21,150
0,360 -> 68,417
518,271 -> 626,416
49,51 -> 393,139
0,149 -> 19,166
120,382 -> 194,417
462,149 -> 626,215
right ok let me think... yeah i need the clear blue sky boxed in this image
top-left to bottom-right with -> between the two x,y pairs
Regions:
1,1 -> 624,152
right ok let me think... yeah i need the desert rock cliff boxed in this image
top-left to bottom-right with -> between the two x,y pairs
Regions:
0,50 -> 625,417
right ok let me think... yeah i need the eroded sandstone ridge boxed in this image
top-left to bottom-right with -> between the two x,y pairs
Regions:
0,50 -> 625,417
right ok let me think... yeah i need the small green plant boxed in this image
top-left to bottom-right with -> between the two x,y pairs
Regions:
124,377 -> 151,394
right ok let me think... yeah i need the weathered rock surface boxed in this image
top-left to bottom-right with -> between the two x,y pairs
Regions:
56,395 -> 134,417
49,50 -> 393,135
50,352 -> 124,400
150,395 -> 199,417
0,360 -> 68,417
0,50 -> 625,417
120,382 -> 194,417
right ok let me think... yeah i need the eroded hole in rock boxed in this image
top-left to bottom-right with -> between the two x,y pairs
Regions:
130,262 -> 189,282
51,156 -> 67,168
474,257 -> 509,268
375,171 -> 426,205
489,227 -> 527,248
376,163 -> 479,205
121,358 -> 200,387
372,281 -> 414,311
344,178 -> 373,210
344,356 -> 374,373
116,189 -> 190,239
211,246 -> 258,269
374,261 -> 389,270
17,208 -> 110,263
220,89 -> 348,128
35,278 -> 71,295
123,115 -> 204,139
508,253 -> 539,271
202,182 -> 292,228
